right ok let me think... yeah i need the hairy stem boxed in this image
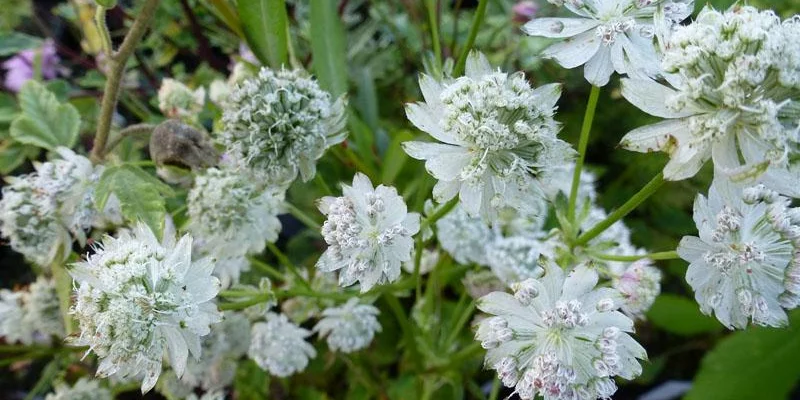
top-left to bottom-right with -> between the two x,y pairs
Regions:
592,250 -> 680,262
103,122 -> 156,154
94,7 -> 112,56
453,0 -> 489,76
568,85 -> 601,224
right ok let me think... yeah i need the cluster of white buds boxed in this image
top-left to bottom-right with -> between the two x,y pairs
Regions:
485,236 -> 544,284
188,167 -> 284,287
678,178 -> 800,329
436,204 -> 493,266
314,298 -> 382,353
316,173 -> 420,292
404,52 -> 574,220
157,78 -> 206,122
0,148 -> 100,266
220,67 -> 347,186
524,0 -> 694,86
44,378 -> 112,400
69,223 -> 222,393
0,277 -> 64,345
248,312 -> 317,377
621,6 -> 800,187
475,262 -> 645,400
613,259 -> 662,319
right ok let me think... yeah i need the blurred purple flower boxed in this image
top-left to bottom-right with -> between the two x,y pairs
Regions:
3,40 -> 60,92
512,1 -> 539,23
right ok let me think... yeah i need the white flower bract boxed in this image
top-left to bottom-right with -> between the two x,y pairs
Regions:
69,223 -> 222,393
316,173 -> 420,292
436,204 -> 493,266
0,277 -> 64,345
248,312 -> 317,377
158,78 -> 205,121
44,378 -> 112,400
403,52 -> 574,220
314,298 -> 382,353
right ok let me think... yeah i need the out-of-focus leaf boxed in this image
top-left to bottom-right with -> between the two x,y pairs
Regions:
0,141 -> 35,174
9,81 -> 80,150
45,79 -> 70,102
646,294 -> 723,336
203,0 -> 244,37
95,165 -> 174,239
310,0 -> 348,97
382,130 -> 414,185
387,374 -> 420,400
0,32 -> 42,56
234,359 -> 270,400
686,310 -> 800,400
238,0 -> 288,68
0,92 -> 18,126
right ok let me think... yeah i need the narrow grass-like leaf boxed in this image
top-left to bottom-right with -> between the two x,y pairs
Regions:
238,0 -> 288,68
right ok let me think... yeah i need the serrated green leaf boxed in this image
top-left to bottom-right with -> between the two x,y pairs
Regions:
10,80 -> 80,150
45,79 -> 70,102
310,0 -> 348,97
382,130 -> 414,184
686,310 -> 800,400
0,141 -> 32,174
238,0 -> 288,69
95,165 -> 174,239
0,32 -> 42,57
646,294 -> 723,336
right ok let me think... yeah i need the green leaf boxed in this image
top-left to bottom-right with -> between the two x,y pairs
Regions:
9,81 -> 80,150
95,165 -> 174,240
234,360 -> 270,400
0,141 -> 34,174
686,310 -> 800,400
0,92 -> 18,126
310,0 -> 348,97
646,294 -> 723,336
381,130 -> 414,184
0,32 -> 42,57
238,0 -> 288,69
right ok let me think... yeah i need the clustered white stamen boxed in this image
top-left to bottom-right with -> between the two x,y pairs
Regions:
525,0 -> 694,86
404,52 -> 574,220
248,312 -> 317,377
44,378 -> 112,400
316,173 -> 420,292
314,298 -> 382,353
187,167 -> 284,287
621,6 -> 800,187
0,148 -> 99,266
613,259 -> 662,319
69,223 -> 222,393
476,262 -> 646,400
157,78 -> 206,122
220,67 -> 347,186
0,277 -> 64,345
678,179 -> 800,329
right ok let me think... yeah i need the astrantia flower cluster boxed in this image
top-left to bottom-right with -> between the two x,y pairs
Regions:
476,262 -> 646,399
220,67 -> 347,186
0,277 -> 64,345
621,6 -> 800,185
678,180 -> 800,329
613,259 -> 662,319
0,148 -> 99,266
524,0 -> 694,86
188,167 -> 284,287
404,52 -> 574,220
158,78 -> 206,122
44,378 -> 112,400
248,312 -> 317,377
316,173 -> 420,292
314,298 -> 382,353
70,223 -> 222,393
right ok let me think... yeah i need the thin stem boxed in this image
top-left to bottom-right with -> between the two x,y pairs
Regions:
413,236 -> 425,300
592,250 -> 680,262
247,256 -> 287,282
277,287 -> 354,301
384,294 -> 421,368
104,123 -> 156,154
575,172 -> 665,247
314,173 -> 333,196
568,85 -> 601,224
91,0 -> 161,163
425,0 -> 442,70
421,196 -> 459,231
94,7 -> 112,57
266,242 -> 311,289
444,298 -> 475,346
488,377 -> 501,400
453,0 -> 489,76
285,203 -> 322,232
218,292 -> 274,311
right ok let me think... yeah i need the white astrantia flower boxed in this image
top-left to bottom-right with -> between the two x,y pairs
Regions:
613,259 -> 661,319
44,378 -> 112,400
678,179 -> 800,329
248,312 -> 317,377
0,276 -> 64,345
69,222 -> 222,393
0,290 -> 25,344
314,298 -> 382,353
403,52 -> 574,220
436,204 -> 493,266
485,236 -> 545,285
158,78 -> 205,121
187,167 -> 284,287
220,67 -> 347,186
476,261 -> 646,400
0,148 -> 98,266
524,0 -> 694,86
620,6 -> 800,187
316,173 -> 420,292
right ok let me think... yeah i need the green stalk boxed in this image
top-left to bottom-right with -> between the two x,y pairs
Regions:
285,203 -> 322,232
248,256 -> 287,282
421,196 -> 459,231
567,85 -> 601,224
488,377 -> 501,400
266,242 -> 311,289
425,0 -> 443,71
453,0 -> 489,76
218,292 -> 274,311
384,294 -> 421,368
592,250 -> 680,262
94,6 -> 112,56
575,172 -> 665,247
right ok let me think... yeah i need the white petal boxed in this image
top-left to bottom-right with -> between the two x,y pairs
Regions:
522,18 -> 600,38
663,141 -> 709,180
561,264 -> 599,300
432,179 -> 460,203
531,83 -> 562,111
543,30 -> 601,69
402,141 -> 461,160
677,236 -> 710,262
465,51 -> 493,79
620,118 -> 690,153
584,45 -> 614,87
405,103 -> 459,145
419,74 -> 442,106
621,79 -> 694,118
163,327 -> 188,377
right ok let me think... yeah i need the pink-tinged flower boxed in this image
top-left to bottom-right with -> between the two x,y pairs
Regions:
3,39 -> 59,92
513,1 -> 539,24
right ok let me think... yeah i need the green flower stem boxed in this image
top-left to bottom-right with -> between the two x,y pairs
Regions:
266,242 -> 311,289
314,172 -> 333,196
488,377 -> 501,400
425,0 -> 443,71
285,203 -> 322,232
384,294 -> 421,369
567,85 -> 601,225
444,296 -> 475,347
218,292 -> 274,311
247,256 -> 287,282
94,6 -> 112,57
111,383 -> 140,396
278,287 -> 354,301
414,196 -> 458,298
453,0 -> 489,76
91,0 -> 161,163
591,250 -> 680,262
50,257 -> 74,336
421,196 -> 459,231
103,123 -> 156,155
575,172 -> 665,247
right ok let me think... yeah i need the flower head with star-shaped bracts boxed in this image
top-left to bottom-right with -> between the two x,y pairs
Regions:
620,6 -> 800,189
314,298 -> 382,353
475,261 -> 646,400
678,178 -> 800,329
248,312 -> 317,377
523,0 -> 694,86
403,52 -> 574,221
